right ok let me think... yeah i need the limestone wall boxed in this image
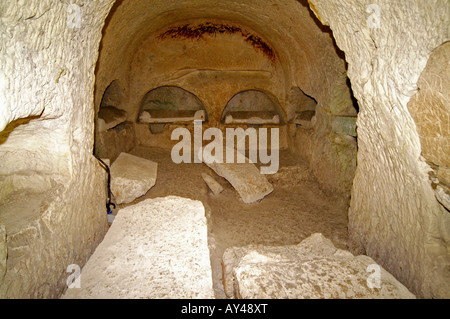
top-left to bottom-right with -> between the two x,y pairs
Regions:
94,0 -> 349,114
310,0 -> 450,298
129,22 -> 285,126
95,0 -> 358,198
0,225 -> 6,299
0,0 -> 114,298
407,41 -> 450,209
6,0 -> 436,298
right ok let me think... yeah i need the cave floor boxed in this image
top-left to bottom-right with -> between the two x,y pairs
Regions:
113,144 -> 349,298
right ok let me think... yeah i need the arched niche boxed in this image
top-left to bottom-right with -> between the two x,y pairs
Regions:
138,86 -> 207,123
286,86 -> 318,129
221,89 -> 285,125
98,80 -> 127,132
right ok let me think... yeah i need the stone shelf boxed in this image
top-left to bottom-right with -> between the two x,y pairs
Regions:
98,106 -> 127,132
138,109 -> 206,123
223,111 -> 280,125
294,110 -> 315,129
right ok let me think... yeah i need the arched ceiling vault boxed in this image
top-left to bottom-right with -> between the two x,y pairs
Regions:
95,0 -> 347,115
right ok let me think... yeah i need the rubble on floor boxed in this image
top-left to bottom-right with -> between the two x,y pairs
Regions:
139,109 -> 206,123
204,158 -> 273,204
110,152 -> 158,204
62,196 -> 214,299
222,233 -> 415,299
97,106 -> 127,132
201,173 -> 224,195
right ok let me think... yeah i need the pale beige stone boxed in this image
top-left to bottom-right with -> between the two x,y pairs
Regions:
0,159 -> 109,298
287,86 -> 318,121
94,0 -> 355,203
310,0 -> 450,298
331,116 -> 357,137
223,233 -> 416,299
204,157 -> 273,204
294,111 -> 315,129
110,152 -> 158,204
98,106 -> 127,132
202,173 -> 224,195
95,1 -> 349,128
95,122 -> 137,162
0,224 -> 6,299
267,165 -> 315,187
407,42 -> 450,168
63,196 -> 214,299
311,130 -> 357,196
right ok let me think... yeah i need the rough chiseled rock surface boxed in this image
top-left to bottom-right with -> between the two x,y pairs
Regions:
0,0 -> 114,298
202,173 -> 224,195
407,41 -> 450,210
223,233 -> 416,299
95,0 -> 357,198
205,161 -> 273,204
309,0 -> 450,298
1,0 -> 448,300
63,196 -> 214,299
110,152 -> 158,204
0,224 -> 6,298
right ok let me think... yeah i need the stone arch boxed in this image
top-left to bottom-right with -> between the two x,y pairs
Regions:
138,86 -> 208,123
221,89 -> 285,124
97,80 -> 127,132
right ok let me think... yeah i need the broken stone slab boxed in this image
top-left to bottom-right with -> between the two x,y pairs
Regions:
222,233 -> 415,299
201,173 -> 224,195
204,154 -> 273,204
62,196 -> 214,299
110,152 -> 157,204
